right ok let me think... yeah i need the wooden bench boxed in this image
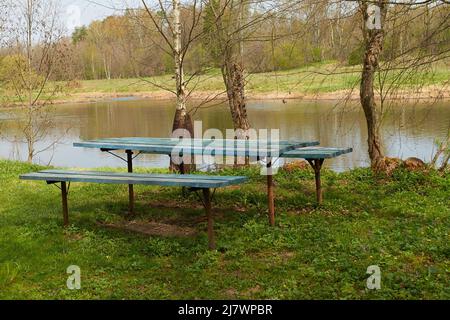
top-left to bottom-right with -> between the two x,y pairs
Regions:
20,170 -> 247,250
282,147 -> 353,204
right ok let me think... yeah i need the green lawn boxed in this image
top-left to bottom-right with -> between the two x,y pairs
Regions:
2,61 -> 448,104
65,61 -> 450,96
0,160 -> 449,299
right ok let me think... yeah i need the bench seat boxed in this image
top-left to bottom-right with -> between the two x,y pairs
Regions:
20,170 -> 247,250
20,170 -> 247,189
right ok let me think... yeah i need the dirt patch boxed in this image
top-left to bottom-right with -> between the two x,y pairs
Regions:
403,157 -> 426,171
381,157 -> 403,176
147,199 -> 203,210
224,288 -> 239,298
64,232 -> 84,241
252,250 -> 296,264
155,213 -> 207,226
98,220 -> 198,237
146,199 -> 248,219
243,284 -> 262,297
282,160 -> 310,173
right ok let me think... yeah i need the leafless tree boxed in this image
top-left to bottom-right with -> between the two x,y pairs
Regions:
2,0 -> 65,162
356,0 -> 449,171
358,0 -> 389,170
204,0 -> 310,138
140,0 -> 207,138
204,0 -> 251,137
431,127 -> 450,171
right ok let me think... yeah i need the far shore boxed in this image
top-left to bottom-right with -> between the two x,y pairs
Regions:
1,84 -> 449,108
49,84 -> 450,106
2,61 -> 448,108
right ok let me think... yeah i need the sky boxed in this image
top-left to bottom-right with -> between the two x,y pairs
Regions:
59,0 -> 143,34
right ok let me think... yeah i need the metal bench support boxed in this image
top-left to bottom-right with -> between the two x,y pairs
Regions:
267,158 -> 275,226
202,188 -> 215,250
126,150 -> 134,215
21,170 -> 247,250
61,181 -> 69,227
306,158 -> 325,205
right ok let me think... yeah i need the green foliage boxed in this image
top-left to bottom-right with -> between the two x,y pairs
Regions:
0,54 -> 46,96
202,0 -> 222,65
72,26 -> 88,44
311,47 -> 323,63
0,55 -> 27,88
161,52 -> 175,74
348,45 -> 364,66
0,159 -> 448,299
273,43 -> 305,70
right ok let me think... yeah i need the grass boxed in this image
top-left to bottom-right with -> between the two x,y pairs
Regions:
2,61 -> 448,104
86,66 -> 447,93
57,61 -> 450,99
0,160 -> 449,299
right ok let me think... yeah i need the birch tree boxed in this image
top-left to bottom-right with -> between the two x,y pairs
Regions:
140,0 -> 202,137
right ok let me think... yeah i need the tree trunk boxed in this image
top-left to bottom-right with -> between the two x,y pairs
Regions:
103,54 -> 111,80
171,0 -> 194,171
209,0 -> 251,140
91,51 -> 96,79
221,59 -> 250,136
221,58 -> 251,166
26,0 -> 34,163
360,1 -> 387,171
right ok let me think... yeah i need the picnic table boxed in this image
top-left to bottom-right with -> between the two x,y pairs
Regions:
20,136 -> 352,249
74,137 -> 320,225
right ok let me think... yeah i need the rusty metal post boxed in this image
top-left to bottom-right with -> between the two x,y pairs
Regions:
126,150 -> 134,215
203,188 -> 216,250
234,137 -> 238,167
180,161 -> 188,197
267,158 -> 275,226
61,181 -> 69,227
307,159 -> 324,205
180,161 -> 185,174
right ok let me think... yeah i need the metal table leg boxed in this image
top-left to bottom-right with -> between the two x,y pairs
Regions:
61,181 -> 69,227
202,188 -> 216,250
307,158 -> 325,205
267,158 -> 275,226
126,150 -> 134,215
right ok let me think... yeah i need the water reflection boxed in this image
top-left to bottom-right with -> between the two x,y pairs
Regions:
0,99 -> 448,171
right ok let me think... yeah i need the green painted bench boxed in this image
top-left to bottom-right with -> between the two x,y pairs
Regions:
282,147 -> 353,204
20,170 -> 247,249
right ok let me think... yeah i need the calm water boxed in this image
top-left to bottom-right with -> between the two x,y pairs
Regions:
0,98 -> 449,171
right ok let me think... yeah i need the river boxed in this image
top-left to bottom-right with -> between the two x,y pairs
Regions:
0,98 -> 448,171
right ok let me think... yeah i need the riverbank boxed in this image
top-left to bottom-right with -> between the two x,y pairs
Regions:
3,62 -> 448,106
1,160 -> 448,299
59,62 -> 450,104
52,84 -> 450,105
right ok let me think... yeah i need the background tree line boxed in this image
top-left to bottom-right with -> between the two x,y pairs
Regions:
17,1 -> 441,82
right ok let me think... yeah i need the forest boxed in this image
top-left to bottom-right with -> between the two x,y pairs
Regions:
1,1 -> 448,80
